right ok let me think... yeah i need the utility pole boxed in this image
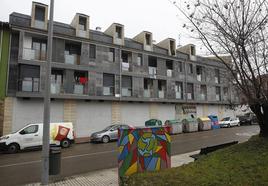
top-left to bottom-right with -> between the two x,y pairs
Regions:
41,0 -> 54,185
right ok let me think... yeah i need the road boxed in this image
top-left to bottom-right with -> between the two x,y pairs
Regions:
0,125 -> 259,186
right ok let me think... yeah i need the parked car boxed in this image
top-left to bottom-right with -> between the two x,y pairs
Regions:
219,117 -> 240,128
90,124 -> 133,143
0,122 -> 74,153
145,119 -> 162,127
238,113 -> 258,125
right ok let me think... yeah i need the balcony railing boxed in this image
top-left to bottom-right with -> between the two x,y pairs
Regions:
103,86 -> 114,96
144,89 -> 151,98
158,91 -> 165,98
176,92 -> 182,99
216,94 -> 221,101
149,67 -> 157,78
200,94 -> 206,101
51,83 -> 63,94
122,88 -> 132,97
167,70 -> 173,77
187,93 -> 193,100
19,78 -> 40,92
121,62 -> 129,71
65,54 -> 80,65
23,48 -> 46,61
34,20 -> 46,29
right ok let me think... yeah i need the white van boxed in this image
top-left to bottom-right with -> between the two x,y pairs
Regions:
0,122 -> 74,153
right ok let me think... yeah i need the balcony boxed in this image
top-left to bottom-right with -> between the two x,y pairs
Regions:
122,88 -> 132,97
23,48 -> 46,61
103,87 -> 114,96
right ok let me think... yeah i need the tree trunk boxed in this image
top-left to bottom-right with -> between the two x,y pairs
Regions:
250,103 -> 268,137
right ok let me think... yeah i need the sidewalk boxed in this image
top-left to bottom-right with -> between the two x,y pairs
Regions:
25,151 -> 199,186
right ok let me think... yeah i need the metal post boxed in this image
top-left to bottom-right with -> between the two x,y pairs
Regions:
41,0 -> 54,185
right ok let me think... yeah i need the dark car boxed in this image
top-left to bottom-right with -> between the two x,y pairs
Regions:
238,113 -> 258,125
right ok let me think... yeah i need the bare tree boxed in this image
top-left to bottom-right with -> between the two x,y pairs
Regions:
170,0 -> 268,137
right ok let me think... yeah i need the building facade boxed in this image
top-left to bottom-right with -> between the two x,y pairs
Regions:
1,2 -> 239,141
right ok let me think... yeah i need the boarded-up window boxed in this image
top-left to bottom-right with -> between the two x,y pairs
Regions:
122,76 -> 132,88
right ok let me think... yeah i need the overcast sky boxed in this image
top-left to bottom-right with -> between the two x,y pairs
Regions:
0,0 -> 202,53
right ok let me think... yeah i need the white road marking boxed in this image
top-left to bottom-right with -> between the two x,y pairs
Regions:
0,150 -> 117,168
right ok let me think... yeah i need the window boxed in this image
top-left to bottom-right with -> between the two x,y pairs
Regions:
158,80 -> 166,98
145,33 -> 151,45
103,73 -> 115,96
144,78 -> 153,98
215,69 -> 220,83
196,65 -> 202,81
89,44 -> 96,59
51,69 -> 64,94
200,85 -> 207,100
216,86 -> 221,101
19,65 -> 40,92
170,40 -> 175,55
148,56 -> 157,67
79,16 -> 87,31
175,82 -> 183,99
108,48 -> 115,62
65,42 -> 81,65
223,87 -> 228,101
137,54 -> 143,66
188,64 -> 193,74
20,125 -> 38,135
74,71 -> 88,95
187,83 -> 194,100
178,62 -> 183,72
190,46 -> 195,55
32,38 -> 47,60
35,6 -> 45,21
122,76 -> 132,97
115,26 -> 122,38
166,60 -> 173,70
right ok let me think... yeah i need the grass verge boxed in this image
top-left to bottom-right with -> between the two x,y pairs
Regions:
123,136 -> 268,186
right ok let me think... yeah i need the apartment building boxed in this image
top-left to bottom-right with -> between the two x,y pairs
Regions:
0,2 -> 239,141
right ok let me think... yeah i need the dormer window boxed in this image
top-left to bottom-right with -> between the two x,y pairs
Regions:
145,33 -> 151,45
35,6 -> 45,21
115,26 -> 122,39
170,40 -> 175,55
79,16 -> 87,31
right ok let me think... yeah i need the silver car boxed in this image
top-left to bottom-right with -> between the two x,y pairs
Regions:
90,124 -> 133,143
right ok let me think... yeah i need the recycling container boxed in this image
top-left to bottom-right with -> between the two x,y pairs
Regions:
182,117 -> 198,132
197,117 -> 212,131
208,115 -> 220,129
164,119 -> 183,134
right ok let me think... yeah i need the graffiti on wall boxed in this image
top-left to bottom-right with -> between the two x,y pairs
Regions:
118,127 -> 171,178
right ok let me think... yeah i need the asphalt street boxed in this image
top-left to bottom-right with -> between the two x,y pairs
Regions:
0,125 -> 259,186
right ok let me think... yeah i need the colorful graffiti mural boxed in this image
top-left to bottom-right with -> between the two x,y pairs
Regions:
118,127 -> 171,178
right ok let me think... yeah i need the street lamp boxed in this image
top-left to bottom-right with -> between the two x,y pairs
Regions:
41,0 -> 54,185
